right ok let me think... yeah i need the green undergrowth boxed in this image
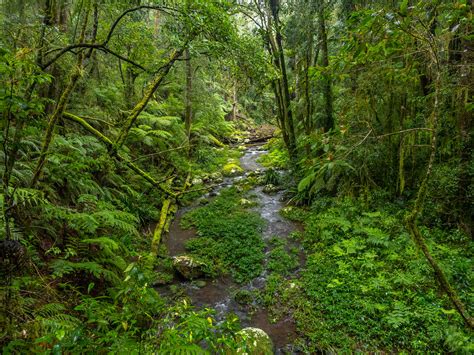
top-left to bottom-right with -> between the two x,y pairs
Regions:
256,137 -> 289,169
181,187 -> 265,283
267,237 -> 299,276
191,145 -> 242,178
264,197 -> 473,353
0,131 -> 247,352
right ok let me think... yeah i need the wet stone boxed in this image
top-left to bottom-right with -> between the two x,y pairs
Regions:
193,280 -> 207,288
172,256 -> 206,280
263,184 -> 279,194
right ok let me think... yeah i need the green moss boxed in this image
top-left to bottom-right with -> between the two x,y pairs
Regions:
222,162 -> 244,177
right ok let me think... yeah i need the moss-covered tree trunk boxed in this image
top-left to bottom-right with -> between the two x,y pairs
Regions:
31,6 -> 91,187
184,47 -> 193,140
114,47 -> 186,150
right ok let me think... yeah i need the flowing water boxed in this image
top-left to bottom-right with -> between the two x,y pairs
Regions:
161,145 -> 302,353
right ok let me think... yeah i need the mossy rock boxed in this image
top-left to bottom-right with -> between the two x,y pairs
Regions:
236,327 -> 273,354
191,177 -> 203,186
198,198 -> 209,205
263,184 -> 279,194
248,169 -> 264,178
234,289 -> 254,305
152,271 -> 174,286
222,163 -> 244,177
210,172 -> 223,181
172,255 -> 206,280
239,198 -> 255,208
193,280 -> 207,288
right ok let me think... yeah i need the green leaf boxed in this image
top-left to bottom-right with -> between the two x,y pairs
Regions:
298,172 -> 316,192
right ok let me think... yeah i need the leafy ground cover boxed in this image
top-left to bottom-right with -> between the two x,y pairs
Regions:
182,187 -> 265,283
262,198 -> 473,353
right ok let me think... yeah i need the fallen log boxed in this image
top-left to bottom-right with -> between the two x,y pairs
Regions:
246,135 -> 273,144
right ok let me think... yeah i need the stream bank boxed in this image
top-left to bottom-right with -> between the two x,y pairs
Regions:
158,145 -> 304,353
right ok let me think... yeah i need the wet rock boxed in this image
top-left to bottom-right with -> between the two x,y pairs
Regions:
193,280 -> 207,288
210,172 -> 223,181
236,327 -> 273,354
238,145 -> 247,151
263,184 -> 279,194
172,256 -> 206,280
198,198 -> 209,205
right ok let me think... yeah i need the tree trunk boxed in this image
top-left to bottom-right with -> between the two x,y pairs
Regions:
318,3 -> 334,132
31,7 -> 91,187
269,0 -> 296,157
114,46 -> 186,150
405,71 -> 473,329
184,48 -> 193,140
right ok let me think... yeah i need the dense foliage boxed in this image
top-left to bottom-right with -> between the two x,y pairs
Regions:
1,0 -> 472,353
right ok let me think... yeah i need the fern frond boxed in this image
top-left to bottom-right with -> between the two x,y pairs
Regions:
35,302 -> 67,318
67,213 -> 99,234
12,188 -> 49,207
50,260 -> 121,285
82,237 -> 120,251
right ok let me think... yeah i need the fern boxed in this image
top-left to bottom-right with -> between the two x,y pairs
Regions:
82,237 -> 127,271
35,302 -> 67,318
82,237 -> 120,251
67,213 -> 100,234
362,226 -> 390,247
51,259 -> 122,285
12,188 -> 49,208
93,210 -> 138,235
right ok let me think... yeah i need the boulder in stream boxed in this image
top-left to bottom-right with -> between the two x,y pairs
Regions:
172,255 -> 206,280
222,162 -> 243,177
209,172 -> 223,182
263,184 -> 279,194
236,327 -> 273,354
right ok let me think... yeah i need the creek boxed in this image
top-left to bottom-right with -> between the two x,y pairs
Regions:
160,145 -> 303,353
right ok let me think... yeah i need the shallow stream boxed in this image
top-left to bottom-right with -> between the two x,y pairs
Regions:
162,145 -> 302,352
